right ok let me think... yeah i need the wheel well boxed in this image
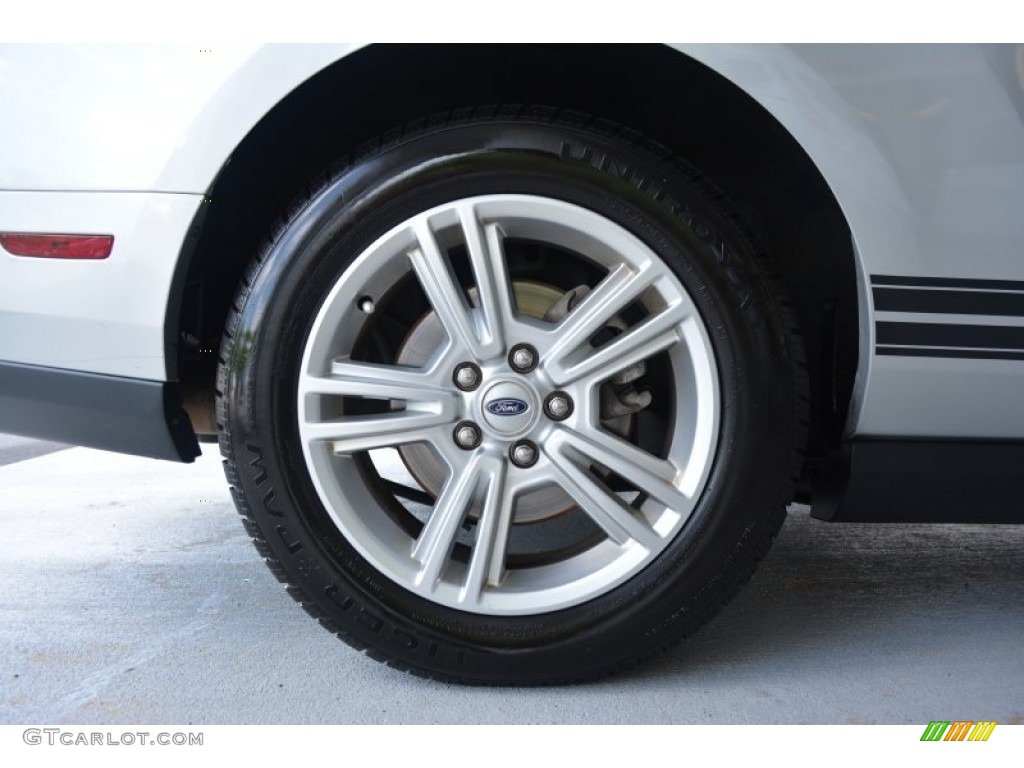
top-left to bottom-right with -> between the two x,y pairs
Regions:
173,43 -> 857,487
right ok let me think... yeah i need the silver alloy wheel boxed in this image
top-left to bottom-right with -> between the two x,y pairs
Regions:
297,194 -> 720,615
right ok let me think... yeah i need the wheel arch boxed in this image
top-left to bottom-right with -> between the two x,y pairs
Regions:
171,43 -> 866,491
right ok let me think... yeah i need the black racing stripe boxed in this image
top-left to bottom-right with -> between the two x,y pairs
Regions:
873,287 -> 1024,316
876,346 -> 1024,361
872,274 -> 1024,291
876,322 -> 1024,350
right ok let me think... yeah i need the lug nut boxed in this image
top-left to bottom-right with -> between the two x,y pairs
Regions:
544,392 -> 574,421
453,362 -> 482,391
509,440 -> 539,468
509,343 -> 538,373
453,421 -> 482,450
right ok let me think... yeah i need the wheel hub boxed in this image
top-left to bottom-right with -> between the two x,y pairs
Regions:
480,379 -> 538,436
394,280 -> 576,523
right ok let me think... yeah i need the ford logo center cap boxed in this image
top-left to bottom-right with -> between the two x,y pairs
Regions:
486,398 -> 529,416
480,381 -> 538,435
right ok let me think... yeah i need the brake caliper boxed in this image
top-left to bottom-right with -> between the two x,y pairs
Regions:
544,285 -> 652,438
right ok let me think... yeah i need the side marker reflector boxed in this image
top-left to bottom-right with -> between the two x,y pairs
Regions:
0,233 -> 114,259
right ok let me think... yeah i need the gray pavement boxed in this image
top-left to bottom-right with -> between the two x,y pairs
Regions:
0,434 -> 68,466
1,443 -> 1022,724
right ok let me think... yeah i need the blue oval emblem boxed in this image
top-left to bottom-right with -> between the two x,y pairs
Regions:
486,398 -> 529,416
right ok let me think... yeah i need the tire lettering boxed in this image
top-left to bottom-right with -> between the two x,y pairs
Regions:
635,176 -> 666,202
244,444 -> 287,517
664,196 -> 694,226
246,443 -> 269,485
709,236 -> 727,264
559,143 -> 634,181
560,141 -> 753,309
261,488 -> 284,518
390,627 -> 419,650
356,608 -> 383,633
324,584 -> 354,613
559,142 -> 593,163
692,222 -> 713,242
598,155 -> 632,180
275,524 -> 302,554
321,586 -> 470,664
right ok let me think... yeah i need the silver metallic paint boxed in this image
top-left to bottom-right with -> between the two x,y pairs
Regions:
2,44 -> 1023,438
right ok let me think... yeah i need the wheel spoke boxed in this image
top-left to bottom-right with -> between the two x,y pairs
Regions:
410,220 -> 492,361
561,426 -> 692,514
458,204 -> 515,355
544,433 -> 662,550
461,459 -> 515,604
412,454 -> 484,591
303,411 -> 450,454
300,358 -> 456,453
544,264 -> 657,377
299,358 -> 449,402
551,302 -> 688,386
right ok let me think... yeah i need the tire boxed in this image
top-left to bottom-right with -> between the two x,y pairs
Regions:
217,106 -> 807,684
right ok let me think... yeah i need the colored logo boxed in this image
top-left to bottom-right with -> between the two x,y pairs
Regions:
486,398 -> 529,416
920,721 -> 996,742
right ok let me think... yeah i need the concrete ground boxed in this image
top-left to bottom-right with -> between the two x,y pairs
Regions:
1,437 -> 1022,724
0,433 -> 67,465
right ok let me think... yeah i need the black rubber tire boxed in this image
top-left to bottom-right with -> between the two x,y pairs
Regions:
217,106 -> 808,684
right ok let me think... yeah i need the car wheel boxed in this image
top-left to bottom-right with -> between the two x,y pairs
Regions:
217,107 -> 807,683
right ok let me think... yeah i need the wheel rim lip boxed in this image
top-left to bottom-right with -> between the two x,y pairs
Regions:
296,193 -> 720,616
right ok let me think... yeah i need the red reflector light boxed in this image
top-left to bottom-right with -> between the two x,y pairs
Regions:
0,233 -> 114,259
